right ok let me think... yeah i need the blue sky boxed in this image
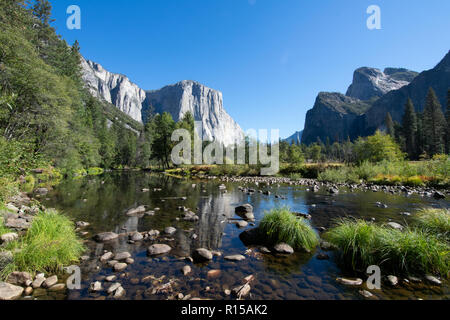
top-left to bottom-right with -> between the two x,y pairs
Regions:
50,0 -> 450,138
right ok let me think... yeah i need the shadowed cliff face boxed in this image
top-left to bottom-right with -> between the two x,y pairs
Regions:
301,93 -> 371,144
81,59 -> 244,145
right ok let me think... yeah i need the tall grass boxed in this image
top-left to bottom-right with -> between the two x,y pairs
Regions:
317,157 -> 450,187
259,207 -> 319,252
325,219 -> 450,276
1,209 -> 85,279
415,208 -> 450,239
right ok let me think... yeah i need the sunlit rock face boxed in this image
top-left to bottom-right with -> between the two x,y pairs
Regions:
80,57 -> 146,122
346,67 -> 415,101
145,80 -> 244,146
81,57 -> 244,146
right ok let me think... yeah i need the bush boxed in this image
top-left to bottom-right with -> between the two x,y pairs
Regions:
1,209 -> 85,278
259,207 -> 319,252
354,131 -> 404,163
325,219 -> 450,276
318,166 -> 360,184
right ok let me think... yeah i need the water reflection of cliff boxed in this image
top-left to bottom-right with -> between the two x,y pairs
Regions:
175,189 -> 246,256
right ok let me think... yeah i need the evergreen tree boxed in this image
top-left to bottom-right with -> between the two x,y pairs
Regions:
402,98 -> 417,159
150,112 -> 175,168
423,88 -> 446,156
385,112 -> 395,138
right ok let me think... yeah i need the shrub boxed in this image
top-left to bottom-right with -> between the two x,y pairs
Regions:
325,219 -> 450,276
1,209 -> 85,278
259,207 -> 319,252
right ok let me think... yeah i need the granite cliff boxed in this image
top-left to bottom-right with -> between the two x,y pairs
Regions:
81,57 -> 244,145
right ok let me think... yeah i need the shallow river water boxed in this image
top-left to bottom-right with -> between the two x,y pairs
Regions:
39,172 -> 449,300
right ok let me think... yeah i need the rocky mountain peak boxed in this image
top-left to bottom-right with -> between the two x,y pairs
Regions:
346,67 -> 415,101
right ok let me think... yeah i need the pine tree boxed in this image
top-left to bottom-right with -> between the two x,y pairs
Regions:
402,98 -> 417,159
385,112 -> 395,138
423,88 -> 446,156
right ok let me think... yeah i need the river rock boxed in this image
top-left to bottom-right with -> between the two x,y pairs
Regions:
207,270 -> 221,279
235,204 -> 255,221
273,243 -> 294,254
129,232 -> 143,241
336,278 -> 363,286
126,205 -> 146,216
114,252 -> 131,261
1,233 -> 18,243
164,227 -> 177,235
0,282 -> 24,300
113,286 -> 125,298
114,263 -> 127,272
5,218 -> 30,230
232,283 -> 251,299
76,221 -> 90,228
433,191 -> 445,199
42,275 -> 58,288
107,260 -> 119,267
224,255 -> 246,261
90,281 -> 103,292
49,283 -> 66,291
387,222 -> 403,231
94,232 -> 119,242
425,275 -> 442,286
24,287 -> 33,296
182,265 -> 192,276
387,275 -> 398,286
32,275 -> 46,289
359,290 -> 374,298
7,271 -> 32,286
147,244 -> 172,256
0,251 -> 13,270
107,282 -> 122,294
5,203 -> 19,213
236,221 -> 248,228
105,275 -> 117,282
193,248 -> 213,262
100,252 -> 114,262
147,230 -> 160,238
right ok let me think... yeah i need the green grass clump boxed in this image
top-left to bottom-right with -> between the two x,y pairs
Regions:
1,209 -> 85,278
415,208 -> 450,239
259,207 -> 319,252
325,219 -> 450,277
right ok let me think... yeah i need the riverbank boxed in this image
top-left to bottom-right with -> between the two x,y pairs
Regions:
0,191 -> 85,300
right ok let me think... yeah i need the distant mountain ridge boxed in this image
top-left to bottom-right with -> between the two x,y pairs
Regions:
283,131 -> 303,145
80,57 -> 244,145
300,50 -> 449,145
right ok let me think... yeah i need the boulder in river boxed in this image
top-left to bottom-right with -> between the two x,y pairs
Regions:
386,222 -> 403,231
193,248 -> 213,262
235,204 -> 255,221
336,277 -> 363,286
0,282 -> 24,300
273,243 -> 294,254
147,244 -> 172,256
224,255 -> 246,261
7,271 -> 32,286
94,232 -> 119,242
239,228 -> 264,246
